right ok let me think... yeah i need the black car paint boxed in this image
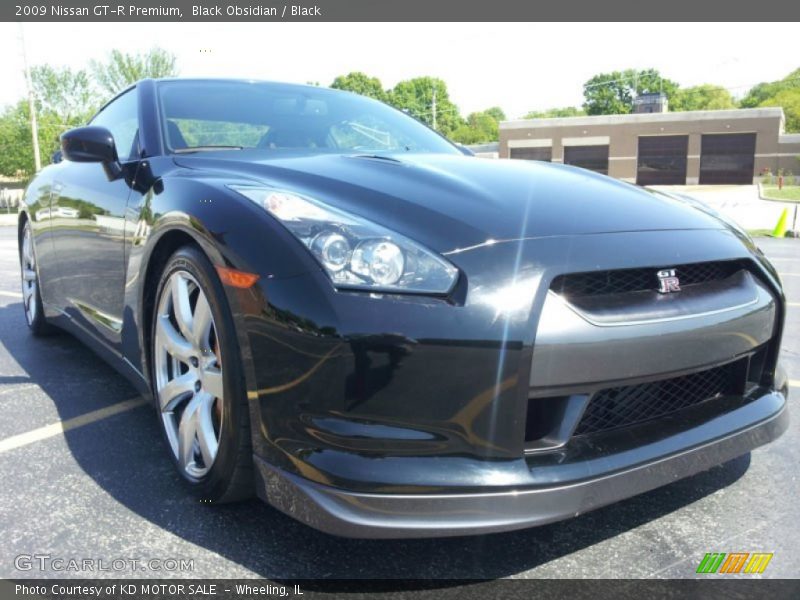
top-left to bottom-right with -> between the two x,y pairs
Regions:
172,151 -> 730,254
19,79 -> 788,537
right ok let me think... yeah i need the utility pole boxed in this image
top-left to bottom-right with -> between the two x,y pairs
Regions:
431,88 -> 437,131
19,24 -> 41,173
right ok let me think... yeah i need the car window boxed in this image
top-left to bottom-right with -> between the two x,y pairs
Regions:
91,89 -> 139,161
329,115 -> 419,152
157,81 -> 460,155
167,119 -> 269,149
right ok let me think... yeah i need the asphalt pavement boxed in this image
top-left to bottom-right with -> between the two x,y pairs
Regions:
0,225 -> 798,580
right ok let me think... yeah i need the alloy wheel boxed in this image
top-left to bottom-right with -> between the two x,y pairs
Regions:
21,225 -> 38,325
154,270 -> 224,479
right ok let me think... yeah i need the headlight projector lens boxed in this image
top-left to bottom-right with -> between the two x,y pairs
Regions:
352,240 -> 405,286
311,232 -> 351,272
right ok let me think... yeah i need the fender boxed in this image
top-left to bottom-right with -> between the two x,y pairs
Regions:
119,164 -> 323,411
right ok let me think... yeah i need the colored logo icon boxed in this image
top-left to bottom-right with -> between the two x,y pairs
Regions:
696,552 -> 773,574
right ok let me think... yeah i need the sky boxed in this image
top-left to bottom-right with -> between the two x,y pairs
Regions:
0,22 -> 797,119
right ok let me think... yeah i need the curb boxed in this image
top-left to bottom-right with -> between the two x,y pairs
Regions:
758,181 -> 800,204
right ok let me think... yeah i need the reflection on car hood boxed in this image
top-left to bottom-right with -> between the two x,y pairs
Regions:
174,152 -> 728,253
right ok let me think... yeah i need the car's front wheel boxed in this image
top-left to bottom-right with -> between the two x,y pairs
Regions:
151,245 -> 253,502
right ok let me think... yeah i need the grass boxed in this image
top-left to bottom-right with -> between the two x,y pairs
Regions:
761,185 -> 800,202
746,229 -> 776,237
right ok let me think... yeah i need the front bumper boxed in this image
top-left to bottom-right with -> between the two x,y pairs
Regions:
239,229 -> 788,537
255,388 -> 788,538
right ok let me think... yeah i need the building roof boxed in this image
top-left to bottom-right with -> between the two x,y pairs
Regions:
465,142 -> 500,153
500,107 -> 786,130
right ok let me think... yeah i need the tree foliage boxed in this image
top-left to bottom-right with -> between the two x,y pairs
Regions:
523,106 -> 586,119
759,88 -> 800,133
0,50 -> 179,177
330,74 -> 499,141
482,106 -> 506,122
90,48 -> 178,98
330,72 -> 387,102
739,68 -> 800,133
31,65 -> 96,125
740,68 -> 800,108
583,68 -> 679,115
669,84 -> 736,112
387,76 -> 464,137
0,101 -> 64,177
449,106 -> 506,144
450,111 -> 496,144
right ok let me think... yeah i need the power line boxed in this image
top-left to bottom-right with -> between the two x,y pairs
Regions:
584,72 -> 800,98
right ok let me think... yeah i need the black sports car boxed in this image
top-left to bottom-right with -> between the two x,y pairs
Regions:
18,79 -> 789,538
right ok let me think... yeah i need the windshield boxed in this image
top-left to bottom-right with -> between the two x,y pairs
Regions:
156,80 -> 460,156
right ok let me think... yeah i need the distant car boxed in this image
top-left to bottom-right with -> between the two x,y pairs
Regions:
18,79 -> 789,538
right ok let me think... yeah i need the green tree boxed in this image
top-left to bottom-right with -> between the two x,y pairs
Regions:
523,106 -> 586,119
90,48 -> 178,97
31,65 -> 96,126
0,101 -> 63,177
1,66 -> 102,178
759,88 -> 800,133
738,68 -> 800,133
740,68 -> 800,108
583,68 -> 679,115
451,110 -> 502,144
330,72 -> 387,102
388,77 -> 465,137
670,84 -> 736,112
482,106 -> 506,122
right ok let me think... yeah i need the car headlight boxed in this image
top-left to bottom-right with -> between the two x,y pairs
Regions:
230,185 -> 458,294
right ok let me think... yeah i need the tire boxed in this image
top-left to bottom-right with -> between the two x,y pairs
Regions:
20,220 -> 56,336
150,245 -> 253,503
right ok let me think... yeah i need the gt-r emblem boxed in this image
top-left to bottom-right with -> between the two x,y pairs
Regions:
657,269 -> 681,293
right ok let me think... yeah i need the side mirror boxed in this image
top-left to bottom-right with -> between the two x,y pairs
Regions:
61,126 -> 118,164
456,144 -> 475,157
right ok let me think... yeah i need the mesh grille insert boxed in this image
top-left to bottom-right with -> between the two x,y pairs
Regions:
552,261 -> 743,298
573,362 -> 739,436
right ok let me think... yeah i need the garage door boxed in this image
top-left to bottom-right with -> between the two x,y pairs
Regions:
510,147 -> 552,161
564,145 -> 609,175
699,133 -> 756,185
637,135 -> 688,186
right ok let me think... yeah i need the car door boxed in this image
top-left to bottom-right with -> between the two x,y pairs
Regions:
49,88 -> 141,348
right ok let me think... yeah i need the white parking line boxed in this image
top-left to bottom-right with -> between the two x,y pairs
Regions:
0,384 -> 38,397
0,397 -> 147,454
0,290 -> 22,299
791,380 -> 800,389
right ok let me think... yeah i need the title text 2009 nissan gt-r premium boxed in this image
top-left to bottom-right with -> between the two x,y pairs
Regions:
18,79 -> 789,538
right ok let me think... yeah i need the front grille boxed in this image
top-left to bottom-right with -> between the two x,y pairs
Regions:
573,361 -> 741,436
551,260 -> 743,298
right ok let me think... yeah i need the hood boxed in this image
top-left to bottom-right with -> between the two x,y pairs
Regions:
174,151 -> 728,253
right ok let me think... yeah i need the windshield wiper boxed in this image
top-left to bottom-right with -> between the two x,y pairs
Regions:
173,145 -> 244,154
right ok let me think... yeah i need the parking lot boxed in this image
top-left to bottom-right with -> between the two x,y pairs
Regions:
0,225 -> 798,580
